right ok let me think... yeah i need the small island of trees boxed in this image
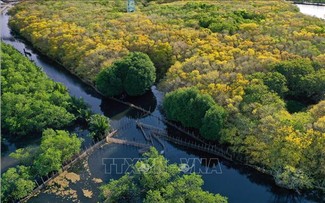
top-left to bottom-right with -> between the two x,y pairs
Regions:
96,52 -> 156,97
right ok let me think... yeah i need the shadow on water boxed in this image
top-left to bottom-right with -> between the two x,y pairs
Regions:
100,90 -> 157,120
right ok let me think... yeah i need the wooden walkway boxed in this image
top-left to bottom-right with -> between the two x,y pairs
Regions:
19,130 -> 117,203
137,121 -> 205,143
135,121 -> 166,152
137,122 -> 233,161
106,137 -> 150,148
19,129 -> 152,202
155,132 -> 232,161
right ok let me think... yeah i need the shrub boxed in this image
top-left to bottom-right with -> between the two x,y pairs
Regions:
96,52 -> 156,96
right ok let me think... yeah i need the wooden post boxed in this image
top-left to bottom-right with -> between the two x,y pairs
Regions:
41,177 -> 45,184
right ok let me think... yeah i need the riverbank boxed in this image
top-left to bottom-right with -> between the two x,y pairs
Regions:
296,3 -> 325,19
290,1 -> 325,6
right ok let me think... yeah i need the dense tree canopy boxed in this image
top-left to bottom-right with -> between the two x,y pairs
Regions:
0,43 -> 88,137
88,114 -> 111,139
272,59 -> 325,101
163,87 -> 216,129
96,52 -> 156,96
1,166 -> 35,202
9,146 -> 39,166
34,129 -> 82,176
100,148 -> 227,203
200,105 -> 228,140
249,72 -> 289,97
3,129 -> 83,201
163,87 -> 227,140
96,67 -> 123,96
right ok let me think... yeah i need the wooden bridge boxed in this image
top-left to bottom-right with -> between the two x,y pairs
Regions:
136,122 -> 233,161
19,130 -> 118,202
137,120 -> 205,143
154,132 -> 233,161
106,137 -> 150,148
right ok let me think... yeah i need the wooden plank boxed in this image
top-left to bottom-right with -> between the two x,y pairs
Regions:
106,137 -> 150,148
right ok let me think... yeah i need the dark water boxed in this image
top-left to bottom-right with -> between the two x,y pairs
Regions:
1,8 -> 317,203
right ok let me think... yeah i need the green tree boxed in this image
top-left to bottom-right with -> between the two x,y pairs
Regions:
9,146 -> 39,166
300,130 -> 325,188
100,174 -> 140,202
88,114 -> 111,139
1,165 -> 35,202
34,129 -> 82,176
274,59 -> 315,97
298,69 -> 325,102
1,43 -> 78,137
100,148 -> 227,203
96,67 -> 123,97
274,165 -> 313,190
144,190 -> 166,203
148,41 -> 174,80
200,105 -> 227,140
250,72 -> 288,97
39,129 -> 82,162
154,173 -> 228,203
163,88 -> 216,128
240,80 -> 285,115
69,96 -> 92,121
34,147 -> 62,176
134,147 -> 180,191
96,52 -> 156,96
